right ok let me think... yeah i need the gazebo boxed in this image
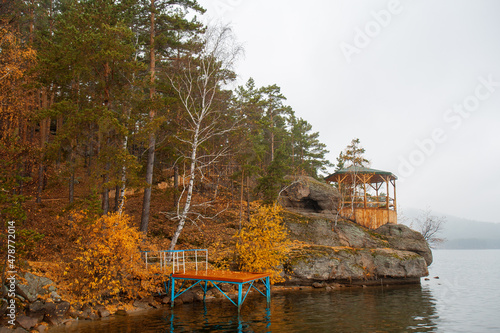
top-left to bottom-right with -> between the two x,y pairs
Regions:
325,166 -> 398,229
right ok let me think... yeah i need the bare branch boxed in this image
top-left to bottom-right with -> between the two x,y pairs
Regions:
412,208 -> 447,248
163,24 -> 242,250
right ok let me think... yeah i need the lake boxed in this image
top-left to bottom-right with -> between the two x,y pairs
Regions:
50,249 -> 500,332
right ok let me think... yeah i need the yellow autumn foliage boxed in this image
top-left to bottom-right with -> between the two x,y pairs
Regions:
63,212 -> 154,305
236,205 -> 290,284
0,24 -> 36,137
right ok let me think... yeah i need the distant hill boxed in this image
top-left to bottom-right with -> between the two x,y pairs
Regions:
399,208 -> 500,249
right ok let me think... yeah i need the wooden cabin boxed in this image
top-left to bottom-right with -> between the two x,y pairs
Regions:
325,166 -> 397,229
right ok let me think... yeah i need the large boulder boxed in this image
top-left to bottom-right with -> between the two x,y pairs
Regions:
282,212 -> 432,285
15,273 -> 55,303
16,315 -> 42,331
285,245 -> 428,284
280,176 -> 340,213
285,212 -> 390,248
375,224 -> 433,266
41,301 -> 70,326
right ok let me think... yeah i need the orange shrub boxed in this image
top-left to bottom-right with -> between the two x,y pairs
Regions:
63,212 -> 144,304
236,205 -> 290,284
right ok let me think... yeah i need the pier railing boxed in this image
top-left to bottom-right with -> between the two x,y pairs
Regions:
141,249 -> 208,274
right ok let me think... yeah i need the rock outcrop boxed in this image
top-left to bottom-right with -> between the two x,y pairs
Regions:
15,273 -> 57,303
282,211 -> 432,285
279,176 -> 340,213
0,273 -> 71,331
375,223 -> 433,266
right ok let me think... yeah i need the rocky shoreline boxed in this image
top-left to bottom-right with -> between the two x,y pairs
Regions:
1,272 -> 428,332
1,177 -> 433,331
0,271 -> 236,332
1,227 -> 432,332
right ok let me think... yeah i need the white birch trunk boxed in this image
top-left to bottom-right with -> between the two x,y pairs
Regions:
169,123 -> 200,250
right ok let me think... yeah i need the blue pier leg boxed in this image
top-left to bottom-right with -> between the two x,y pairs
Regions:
170,276 -> 175,307
203,281 -> 208,302
237,283 -> 243,312
265,277 -> 271,305
164,280 -> 169,295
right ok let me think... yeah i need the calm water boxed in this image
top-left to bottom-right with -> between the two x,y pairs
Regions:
51,250 -> 500,332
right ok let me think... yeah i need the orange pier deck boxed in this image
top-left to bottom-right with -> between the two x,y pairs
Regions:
169,270 -> 271,310
172,270 -> 270,283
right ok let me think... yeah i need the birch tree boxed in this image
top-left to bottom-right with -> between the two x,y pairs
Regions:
139,0 -> 204,232
167,25 -> 242,250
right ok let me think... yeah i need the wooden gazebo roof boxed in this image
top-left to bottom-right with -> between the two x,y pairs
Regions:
325,166 -> 397,184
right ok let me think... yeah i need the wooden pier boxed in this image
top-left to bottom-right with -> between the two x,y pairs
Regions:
170,270 -> 271,310
142,249 -> 271,311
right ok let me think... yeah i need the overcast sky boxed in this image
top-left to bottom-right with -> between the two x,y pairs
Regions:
197,0 -> 500,223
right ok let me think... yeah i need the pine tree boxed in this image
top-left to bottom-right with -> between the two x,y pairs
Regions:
338,138 -> 370,168
288,112 -> 331,178
255,146 -> 291,204
139,0 -> 205,233
38,0 -> 143,213
258,84 -> 288,164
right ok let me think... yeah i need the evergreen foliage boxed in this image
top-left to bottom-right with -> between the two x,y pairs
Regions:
336,138 -> 370,169
2,0 -> 333,254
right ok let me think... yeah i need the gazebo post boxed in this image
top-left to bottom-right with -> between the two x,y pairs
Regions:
385,177 -> 389,210
363,182 -> 367,208
392,179 -> 397,212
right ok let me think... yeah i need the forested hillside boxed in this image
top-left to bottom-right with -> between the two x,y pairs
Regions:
0,1 -> 332,257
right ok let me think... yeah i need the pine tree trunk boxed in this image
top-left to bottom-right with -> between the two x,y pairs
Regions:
270,111 -> 275,162
36,91 -> 49,203
114,185 -> 120,211
87,138 -> 93,176
102,163 -> 110,215
246,175 -> 251,223
102,190 -> 109,214
68,139 -> 76,204
69,172 -> 74,204
239,169 -> 244,231
141,133 -> 155,232
140,0 -> 156,234
36,164 -> 43,203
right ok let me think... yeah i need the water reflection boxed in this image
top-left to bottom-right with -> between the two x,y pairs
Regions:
50,285 -> 439,333
269,285 -> 438,333
165,302 -> 271,333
